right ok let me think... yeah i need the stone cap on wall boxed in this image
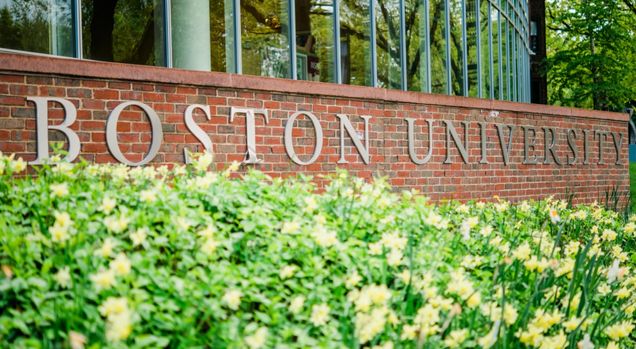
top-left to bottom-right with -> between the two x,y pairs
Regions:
0,51 -> 628,123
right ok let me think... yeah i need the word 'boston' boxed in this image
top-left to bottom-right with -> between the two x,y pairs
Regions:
26,97 -> 623,167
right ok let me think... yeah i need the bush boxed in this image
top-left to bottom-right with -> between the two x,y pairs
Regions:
0,153 -> 635,349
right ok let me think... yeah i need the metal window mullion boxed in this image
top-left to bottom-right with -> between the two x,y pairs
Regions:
424,0 -> 431,93
476,0 -> 481,98
444,0 -> 451,95
461,0 -> 468,96
506,16 -> 510,100
164,0 -> 172,67
399,0 -> 407,90
234,0 -> 242,74
488,1 -> 493,99
289,0 -> 297,79
369,0 -> 378,87
73,0 -> 82,58
334,0 -> 342,83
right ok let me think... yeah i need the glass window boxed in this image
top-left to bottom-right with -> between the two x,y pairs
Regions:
295,0 -> 335,82
491,5 -> 500,99
0,0 -> 74,57
479,0 -> 491,98
406,0 -> 427,92
466,0 -> 478,97
340,0 -> 372,86
449,0 -> 463,96
241,0 -> 290,78
501,9 -> 508,100
429,0 -> 446,94
82,0 -> 165,66
376,0 -> 402,89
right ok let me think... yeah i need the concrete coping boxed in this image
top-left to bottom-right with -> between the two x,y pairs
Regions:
0,51 -> 629,122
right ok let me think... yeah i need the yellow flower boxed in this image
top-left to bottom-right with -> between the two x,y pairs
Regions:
226,160 -> 240,173
444,329 -> 468,348
304,196 -> 318,212
310,304 -> 330,326
289,296 -> 305,314
109,253 -> 131,276
104,215 -> 130,234
605,342 -> 619,349
99,297 -> 129,318
222,289 -> 242,310
563,317 -> 583,332
281,220 -> 300,234
279,265 -> 296,279
50,183 -> 69,198
615,287 -> 630,299
539,331 -> 566,349
346,270 -> 362,288
201,238 -> 218,255
245,326 -> 268,349
401,324 -> 418,340
139,189 -> 156,203
355,307 -> 388,343
97,238 -> 116,258
130,228 -> 147,247
54,267 -> 71,288
601,229 -> 617,241
524,256 -> 550,273
99,197 -> 117,214
503,304 -> 518,325
105,313 -> 132,342
54,211 -> 73,227
386,249 -> 403,266
10,157 -> 26,173
512,243 -> 532,261
466,293 -> 481,308
312,225 -> 338,247
517,325 -> 543,347
50,224 -> 70,243
478,321 -> 500,348
604,321 -> 634,341
90,269 -> 115,291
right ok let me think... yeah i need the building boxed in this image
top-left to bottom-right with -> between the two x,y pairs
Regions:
0,0 -> 629,203
1,0 -> 533,102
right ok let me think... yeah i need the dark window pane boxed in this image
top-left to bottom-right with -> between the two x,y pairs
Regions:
429,0 -> 446,94
466,0 -> 478,97
241,0 -> 290,78
340,0 -> 372,86
0,0 -> 74,56
376,0 -> 402,89
406,0 -> 427,92
296,0 -> 335,82
82,0 -> 165,66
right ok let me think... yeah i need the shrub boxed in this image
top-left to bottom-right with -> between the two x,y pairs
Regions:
0,153 -> 635,348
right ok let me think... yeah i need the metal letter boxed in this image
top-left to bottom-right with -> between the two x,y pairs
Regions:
543,127 -> 562,165
183,104 -> 213,164
479,122 -> 489,164
566,129 -> 578,165
405,118 -> 434,165
106,101 -> 163,166
284,111 -> 324,165
27,97 -> 80,164
495,124 -> 515,166
443,121 -> 469,164
611,132 -> 623,165
336,114 -> 371,164
229,107 -> 269,164
523,126 -> 538,164
595,130 -> 608,165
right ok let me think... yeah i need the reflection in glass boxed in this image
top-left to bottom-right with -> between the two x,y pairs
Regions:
295,0 -> 335,82
449,0 -> 463,95
491,6 -> 500,99
241,0 -> 289,78
501,8 -> 508,100
0,0 -> 74,56
466,0 -> 478,97
376,0 -> 402,89
82,0 -> 164,66
340,0 -> 372,86
480,0 -> 491,98
429,0 -> 446,94
171,0 -> 210,71
406,0 -> 426,92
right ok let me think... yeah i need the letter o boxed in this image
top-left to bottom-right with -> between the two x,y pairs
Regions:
284,111 -> 323,165
106,101 -> 163,166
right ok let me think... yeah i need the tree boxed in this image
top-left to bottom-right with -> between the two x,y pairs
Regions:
546,0 -> 636,111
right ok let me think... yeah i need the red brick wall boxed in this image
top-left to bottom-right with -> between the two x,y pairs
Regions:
0,53 -> 629,203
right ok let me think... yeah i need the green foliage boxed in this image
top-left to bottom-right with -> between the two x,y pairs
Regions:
546,0 -> 636,111
0,154 -> 635,348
